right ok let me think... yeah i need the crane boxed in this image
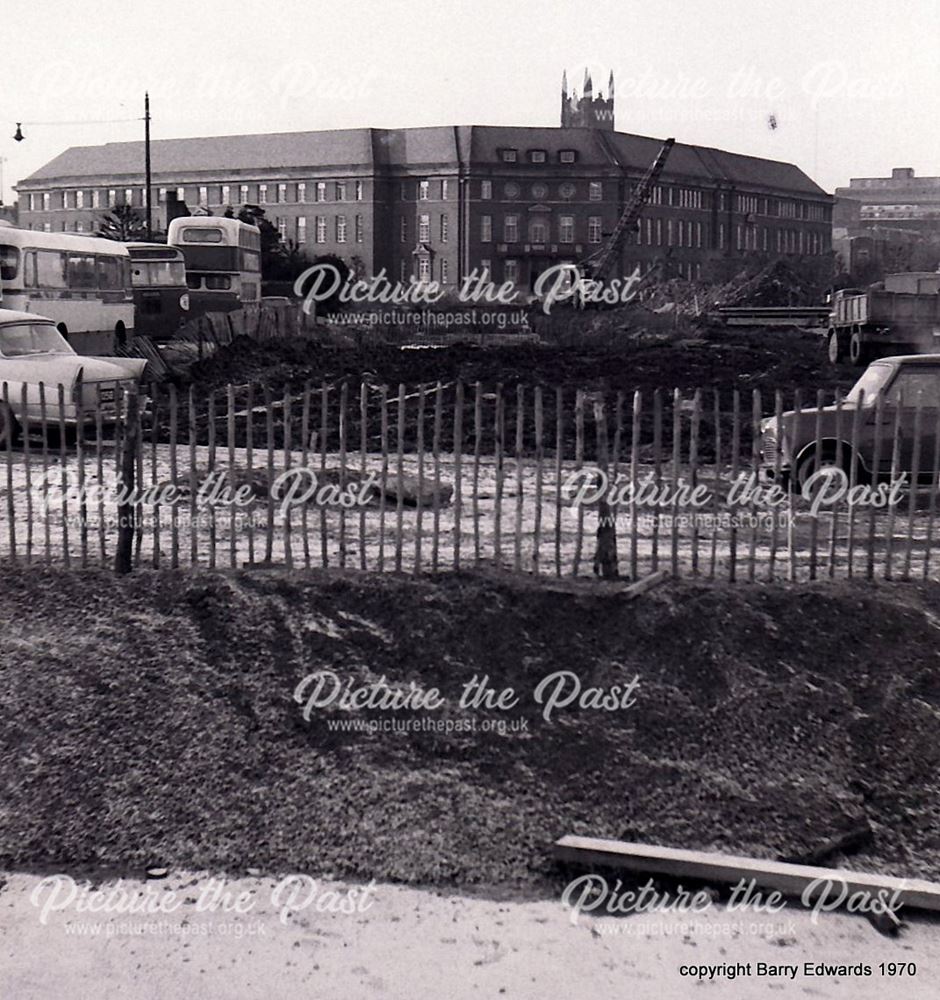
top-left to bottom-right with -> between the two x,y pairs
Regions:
577,137 -> 675,286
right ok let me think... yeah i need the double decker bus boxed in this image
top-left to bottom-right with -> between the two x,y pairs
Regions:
0,223 -> 134,354
167,216 -> 261,316
126,243 -> 190,341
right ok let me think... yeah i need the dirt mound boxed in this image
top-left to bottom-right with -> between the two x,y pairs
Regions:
715,259 -> 825,308
3,569 -> 938,892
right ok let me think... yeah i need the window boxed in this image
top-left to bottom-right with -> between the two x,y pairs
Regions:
199,186 -> 209,205
355,180 -> 363,201
277,183 -> 287,203
43,193 -> 51,210
418,214 -> 430,242
481,215 -> 492,242
400,217 -> 407,243
499,149 -> 518,163
504,215 -> 519,242
419,180 -> 429,201
67,254 -> 97,289
440,214 -> 448,242
336,182 -> 346,201
886,370 -> 940,407
316,182 -> 327,202
316,216 -> 326,243
588,216 -> 602,244
441,179 -> 449,200
276,217 -> 287,239
337,215 -> 347,243
589,182 -> 602,201
240,184 -> 249,204
667,220 -> 674,246
62,191 -> 71,209
180,227 -> 223,243
559,149 -> 577,163
26,193 -> 35,211
530,220 -> 547,243
719,223 -> 725,249
97,256 -> 122,289
297,182 -> 306,204
480,258 -> 491,278
42,223 -> 51,232
528,149 -> 547,163
559,216 -> 574,243
355,214 -> 363,242
124,188 -> 133,206
76,222 -> 85,233
400,260 -> 408,282
221,184 -> 231,205
440,259 -> 448,283
481,180 -> 492,200
504,259 -> 519,282
258,184 -> 268,204
417,256 -> 431,282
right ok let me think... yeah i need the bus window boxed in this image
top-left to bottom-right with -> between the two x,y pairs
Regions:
241,250 -> 260,273
181,227 -> 224,243
36,251 -> 67,288
67,254 -> 97,289
186,275 -> 203,290
204,274 -> 232,290
97,256 -> 122,289
0,245 -> 18,280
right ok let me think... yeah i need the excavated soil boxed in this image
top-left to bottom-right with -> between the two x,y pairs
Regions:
2,569 -> 939,894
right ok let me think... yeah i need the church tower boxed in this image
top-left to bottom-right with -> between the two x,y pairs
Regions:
560,68 -> 615,131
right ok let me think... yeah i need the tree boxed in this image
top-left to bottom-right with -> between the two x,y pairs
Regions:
96,204 -> 149,241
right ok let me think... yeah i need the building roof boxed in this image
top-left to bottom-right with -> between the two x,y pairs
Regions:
19,125 -> 828,197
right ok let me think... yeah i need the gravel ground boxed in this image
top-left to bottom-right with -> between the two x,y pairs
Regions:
2,569 -> 940,893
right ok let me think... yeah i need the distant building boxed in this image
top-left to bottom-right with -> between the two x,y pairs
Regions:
14,82 -> 831,288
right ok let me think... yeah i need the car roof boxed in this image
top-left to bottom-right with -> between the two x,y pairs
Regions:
0,309 -> 55,325
871,355 -> 940,366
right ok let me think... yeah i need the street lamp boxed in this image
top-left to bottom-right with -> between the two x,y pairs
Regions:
10,96 -> 154,238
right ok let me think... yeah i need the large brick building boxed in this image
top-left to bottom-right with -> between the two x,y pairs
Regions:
15,93 -> 831,288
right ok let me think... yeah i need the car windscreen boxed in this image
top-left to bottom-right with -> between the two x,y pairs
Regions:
0,244 -> 19,281
845,363 -> 892,404
0,323 -> 72,357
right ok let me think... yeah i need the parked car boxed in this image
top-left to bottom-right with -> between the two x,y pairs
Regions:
0,310 -> 147,446
761,354 -> 940,489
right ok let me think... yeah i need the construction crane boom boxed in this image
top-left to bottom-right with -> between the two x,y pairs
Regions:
578,137 -> 675,284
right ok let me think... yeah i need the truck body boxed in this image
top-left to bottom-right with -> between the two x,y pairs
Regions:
827,273 -> 940,365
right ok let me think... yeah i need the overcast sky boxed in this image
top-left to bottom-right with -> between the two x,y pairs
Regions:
3,0 -> 937,201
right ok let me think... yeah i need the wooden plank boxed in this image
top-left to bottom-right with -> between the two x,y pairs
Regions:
846,389 -> 864,578
622,568 -> 669,600
652,389 -> 662,574
592,394 -> 618,580
320,383 -> 329,568
264,385 -> 275,564
432,381 -> 443,573
114,391 -> 139,575
395,383 -> 405,573
767,390 -> 783,580
533,385 -> 544,576
338,381 -> 348,569
168,385 -> 180,568
553,834 -> 940,914
414,383 -> 425,574
670,389 -> 681,579
301,382 -> 312,570
2,383 -> 15,563
245,384 -> 256,566
228,384 -> 237,569
554,387 -> 564,577
826,392 -> 844,578
150,383 -> 160,568
57,383 -> 70,568
513,385 -> 524,574
688,390 -> 700,578
472,382 -> 482,568
903,392 -> 923,580
283,386 -> 293,571
20,384 -> 33,564
788,389 -> 801,583
923,399 -> 940,579
39,383 -> 51,563
709,389 -> 722,581
378,385 -> 389,572
728,389 -> 740,581
188,387 -> 198,566
359,382 -> 368,571
572,389 -> 585,576
883,392 -> 904,580
453,380 -> 464,571
207,389 -> 217,569
629,390 -> 641,580
747,389 -> 761,582
494,385 -> 505,568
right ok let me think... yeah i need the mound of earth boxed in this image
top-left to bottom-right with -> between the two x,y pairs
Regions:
2,569 -> 939,893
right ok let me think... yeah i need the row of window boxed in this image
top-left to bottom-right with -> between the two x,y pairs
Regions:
0,247 -> 130,290
477,214 -> 603,245
630,216 -> 827,255
496,148 -> 580,165
278,214 -> 366,245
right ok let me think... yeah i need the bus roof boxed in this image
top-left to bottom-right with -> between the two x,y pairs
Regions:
125,242 -> 184,258
167,216 -> 260,244
0,227 -> 131,256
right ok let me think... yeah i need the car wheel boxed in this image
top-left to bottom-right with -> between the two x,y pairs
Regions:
0,402 -> 21,449
796,446 -> 866,496
827,329 -> 846,364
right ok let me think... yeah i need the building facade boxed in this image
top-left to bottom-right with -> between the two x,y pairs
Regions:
835,167 -> 940,234
15,122 -> 831,288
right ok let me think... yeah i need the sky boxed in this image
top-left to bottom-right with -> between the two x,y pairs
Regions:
2,0 -> 938,201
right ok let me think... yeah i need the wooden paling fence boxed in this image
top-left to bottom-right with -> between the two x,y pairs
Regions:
1,379 -> 939,583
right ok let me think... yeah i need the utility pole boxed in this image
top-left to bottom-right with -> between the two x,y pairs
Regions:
144,92 -> 152,240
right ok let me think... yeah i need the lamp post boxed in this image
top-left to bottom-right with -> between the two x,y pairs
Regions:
11,98 -> 154,239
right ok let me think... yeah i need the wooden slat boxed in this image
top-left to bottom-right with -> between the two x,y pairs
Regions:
513,385 -> 524,573
414,383 -> 425,574
710,389 -> 722,580
378,385 -> 389,572
432,381 -> 443,573
865,393 -> 885,581
472,383 -> 482,568
39,383 -> 51,563
554,387 -> 564,577
320,383 -> 329,568
188,387 -> 198,566
652,389 -> 662,574
207,390 -> 217,569
264,386 -> 275,564
359,382 -> 368,571
453,381 -> 464,570
670,389 -> 681,578
572,390 -> 584,576
283,386 -> 294,571
533,385 -> 544,575
494,385 -> 505,568
150,383 -> 160,568
338,381 -> 348,569
246,384 -> 256,565
228,385 -> 237,569
767,390 -> 783,580
301,382 -> 312,569
2,383 -> 15,563
395,383 -> 405,573
728,389 -> 740,581
57,383 -> 70,568
883,392 -> 904,580
903,393 -> 923,581
20,384 -> 33,564
689,389 -> 701,578
553,835 -> 940,913
629,390 -> 641,580
168,385 -> 180,568
923,400 -> 940,579
747,389 -> 761,582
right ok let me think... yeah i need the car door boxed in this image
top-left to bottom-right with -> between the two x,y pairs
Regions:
880,367 -> 940,483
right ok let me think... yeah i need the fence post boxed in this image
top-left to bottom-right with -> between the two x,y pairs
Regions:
115,390 -> 140,575
592,394 -> 618,579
